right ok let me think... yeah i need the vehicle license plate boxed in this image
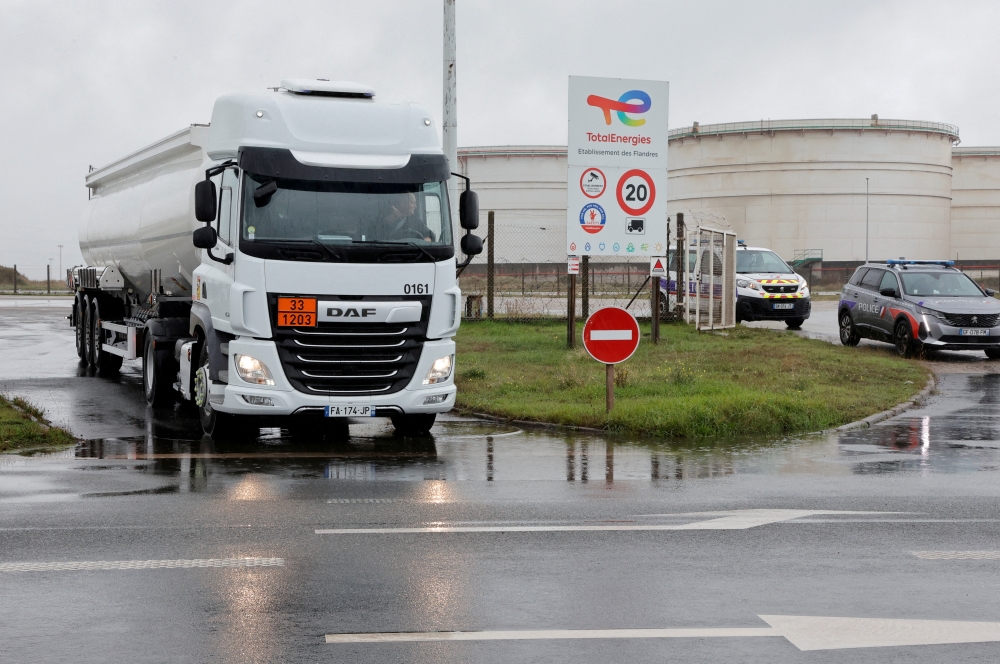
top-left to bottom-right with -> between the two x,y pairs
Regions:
773,302 -> 794,310
277,297 -> 317,327
959,328 -> 990,336
325,405 -> 375,417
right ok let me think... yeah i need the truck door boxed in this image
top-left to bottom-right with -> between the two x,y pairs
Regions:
875,270 -> 901,336
200,168 -> 238,332
856,268 -> 884,332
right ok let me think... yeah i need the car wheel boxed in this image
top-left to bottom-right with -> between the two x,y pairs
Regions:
894,320 -> 916,358
839,310 -> 860,347
785,317 -> 805,330
985,349 -> 1000,360
390,413 -> 436,436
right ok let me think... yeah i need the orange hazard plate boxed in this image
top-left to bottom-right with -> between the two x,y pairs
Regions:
277,297 -> 317,327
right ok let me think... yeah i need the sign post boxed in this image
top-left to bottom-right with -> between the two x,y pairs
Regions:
583,307 -> 640,412
650,256 -> 667,345
567,257 -> 579,348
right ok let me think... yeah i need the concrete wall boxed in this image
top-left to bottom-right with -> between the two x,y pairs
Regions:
951,148 -> 1000,261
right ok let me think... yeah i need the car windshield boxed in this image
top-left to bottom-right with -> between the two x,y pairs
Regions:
240,174 -> 453,263
900,271 -> 985,297
736,250 -> 794,274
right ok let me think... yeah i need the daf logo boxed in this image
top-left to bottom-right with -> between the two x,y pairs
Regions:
326,307 -> 376,318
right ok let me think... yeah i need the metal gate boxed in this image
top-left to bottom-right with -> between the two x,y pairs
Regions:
682,226 -> 736,330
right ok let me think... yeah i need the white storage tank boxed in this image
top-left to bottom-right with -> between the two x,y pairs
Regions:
951,147 -> 1000,261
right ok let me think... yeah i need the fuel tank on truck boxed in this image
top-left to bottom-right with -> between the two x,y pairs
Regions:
81,126 -> 211,303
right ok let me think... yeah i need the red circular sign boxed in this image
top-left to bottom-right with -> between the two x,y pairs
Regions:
616,169 -> 656,216
583,307 -> 640,365
579,167 -> 606,199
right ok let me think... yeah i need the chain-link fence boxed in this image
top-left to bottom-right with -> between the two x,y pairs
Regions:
458,212 -> 659,322
0,264 -> 72,294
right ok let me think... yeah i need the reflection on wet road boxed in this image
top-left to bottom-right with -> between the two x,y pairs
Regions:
7,300 -> 1000,662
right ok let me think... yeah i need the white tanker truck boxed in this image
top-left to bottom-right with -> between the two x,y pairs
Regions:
72,79 -> 482,438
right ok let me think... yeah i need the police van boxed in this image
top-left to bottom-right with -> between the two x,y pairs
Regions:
838,260 -> 1000,358
734,244 -> 811,329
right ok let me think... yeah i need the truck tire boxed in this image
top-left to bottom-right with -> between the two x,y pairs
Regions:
195,341 -> 247,440
143,333 -> 175,406
390,413 -> 436,436
785,317 -> 805,330
90,298 -> 123,376
82,295 -> 96,367
74,295 -> 87,360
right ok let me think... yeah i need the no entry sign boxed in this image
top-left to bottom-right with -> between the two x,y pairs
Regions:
583,307 -> 640,364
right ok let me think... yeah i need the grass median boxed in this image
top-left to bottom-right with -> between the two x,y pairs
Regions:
0,395 -> 75,453
454,321 -> 929,438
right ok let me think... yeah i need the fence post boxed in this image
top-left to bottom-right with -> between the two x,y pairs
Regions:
13,264 -> 16,294
567,273 -> 576,348
487,210 -> 495,319
581,256 -> 589,320
47,264 -> 51,294
674,213 -> 684,317
652,278 -> 660,344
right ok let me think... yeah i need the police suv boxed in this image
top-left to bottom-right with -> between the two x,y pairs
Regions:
735,244 -> 811,329
838,260 -> 1000,358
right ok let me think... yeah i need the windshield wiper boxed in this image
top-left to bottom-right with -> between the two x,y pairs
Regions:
273,238 -> 342,262
364,240 -> 437,263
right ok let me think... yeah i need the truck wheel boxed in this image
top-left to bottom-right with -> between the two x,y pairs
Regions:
143,333 -> 175,406
390,413 -> 436,436
82,295 -> 97,367
90,299 -> 123,376
785,317 -> 805,330
894,320 -> 916,358
839,310 -> 860,347
985,349 -> 1000,360
74,295 -> 87,360
195,342 -> 244,440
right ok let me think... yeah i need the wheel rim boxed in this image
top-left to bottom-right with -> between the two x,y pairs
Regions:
144,341 -> 155,394
840,314 -> 852,342
895,325 -> 911,355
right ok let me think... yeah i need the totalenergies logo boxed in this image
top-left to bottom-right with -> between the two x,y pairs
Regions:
587,89 -> 651,127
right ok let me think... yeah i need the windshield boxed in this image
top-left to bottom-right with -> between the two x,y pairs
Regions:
736,250 -> 794,274
900,271 -> 985,297
240,174 -> 453,263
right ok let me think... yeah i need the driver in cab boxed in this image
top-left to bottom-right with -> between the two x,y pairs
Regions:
366,192 -> 435,242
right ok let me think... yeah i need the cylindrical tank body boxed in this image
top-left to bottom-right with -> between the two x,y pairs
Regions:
80,138 -> 205,302
667,119 -> 959,262
951,147 -> 1000,262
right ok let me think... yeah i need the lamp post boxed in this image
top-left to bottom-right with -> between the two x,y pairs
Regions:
57,245 -> 63,276
865,177 -> 869,263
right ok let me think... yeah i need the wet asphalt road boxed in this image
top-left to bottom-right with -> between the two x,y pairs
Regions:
5,298 -> 1000,662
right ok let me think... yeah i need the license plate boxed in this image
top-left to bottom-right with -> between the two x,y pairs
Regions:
325,405 -> 375,417
277,297 -> 317,327
960,328 -> 990,336
773,302 -> 794,310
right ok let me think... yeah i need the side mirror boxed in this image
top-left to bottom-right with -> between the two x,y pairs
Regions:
460,233 -> 483,256
987,288 -> 997,297
254,180 -> 278,208
195,180 -> 217,222
879,287 -> 898,298
193,225 -> 218,249
459,190 -> 479,230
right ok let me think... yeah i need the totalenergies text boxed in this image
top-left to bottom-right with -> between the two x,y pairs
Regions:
586,132 -> 652,146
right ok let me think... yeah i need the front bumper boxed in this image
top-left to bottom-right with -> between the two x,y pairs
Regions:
919,319 -> 1000,351
737,294 -> 811,321
211,337 -> 457,416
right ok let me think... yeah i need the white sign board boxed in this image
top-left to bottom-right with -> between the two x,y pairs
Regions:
567,76 -> 669,257
650,256 -> 667,276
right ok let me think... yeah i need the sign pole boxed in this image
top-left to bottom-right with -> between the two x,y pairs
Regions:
606,364 -> 614,412
651,278 -> 660,344
567,274 -> 576,348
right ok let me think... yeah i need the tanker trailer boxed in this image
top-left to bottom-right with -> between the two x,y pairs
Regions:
73,79 -> 483,439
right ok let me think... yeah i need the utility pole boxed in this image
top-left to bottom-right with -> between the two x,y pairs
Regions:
865,178 -> 869,263
57,245 -> 63,277
443,0 -> 458,226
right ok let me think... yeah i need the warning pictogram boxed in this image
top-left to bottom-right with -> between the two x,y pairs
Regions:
650,256 -> 667,277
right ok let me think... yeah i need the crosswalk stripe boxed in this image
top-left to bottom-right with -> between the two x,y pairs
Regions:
0,557 -> 284,572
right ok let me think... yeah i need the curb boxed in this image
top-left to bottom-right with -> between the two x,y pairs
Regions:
452,408 -> 606,434
835,374 -> 936,432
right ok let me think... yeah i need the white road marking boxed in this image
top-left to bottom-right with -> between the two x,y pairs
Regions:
325,627 -> 778,643
913,551 -> 1000,560
327,615 -> 1000,651
326,498 -> 399,504
315,509 -> 879,535
0,557 -> 284,572
590,329 -> 632,341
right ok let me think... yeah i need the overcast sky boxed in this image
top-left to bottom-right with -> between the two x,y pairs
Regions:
2,0 -> 999,277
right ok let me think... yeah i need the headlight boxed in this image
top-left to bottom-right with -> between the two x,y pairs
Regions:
737,279 -> 749,288
423,355 -> 454,384
917,306 -> 943,319
799,281 -> 809,292
234,354 -> 275,385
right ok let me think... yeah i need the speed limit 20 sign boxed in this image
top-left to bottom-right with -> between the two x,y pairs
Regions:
616,169 -> 656,217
